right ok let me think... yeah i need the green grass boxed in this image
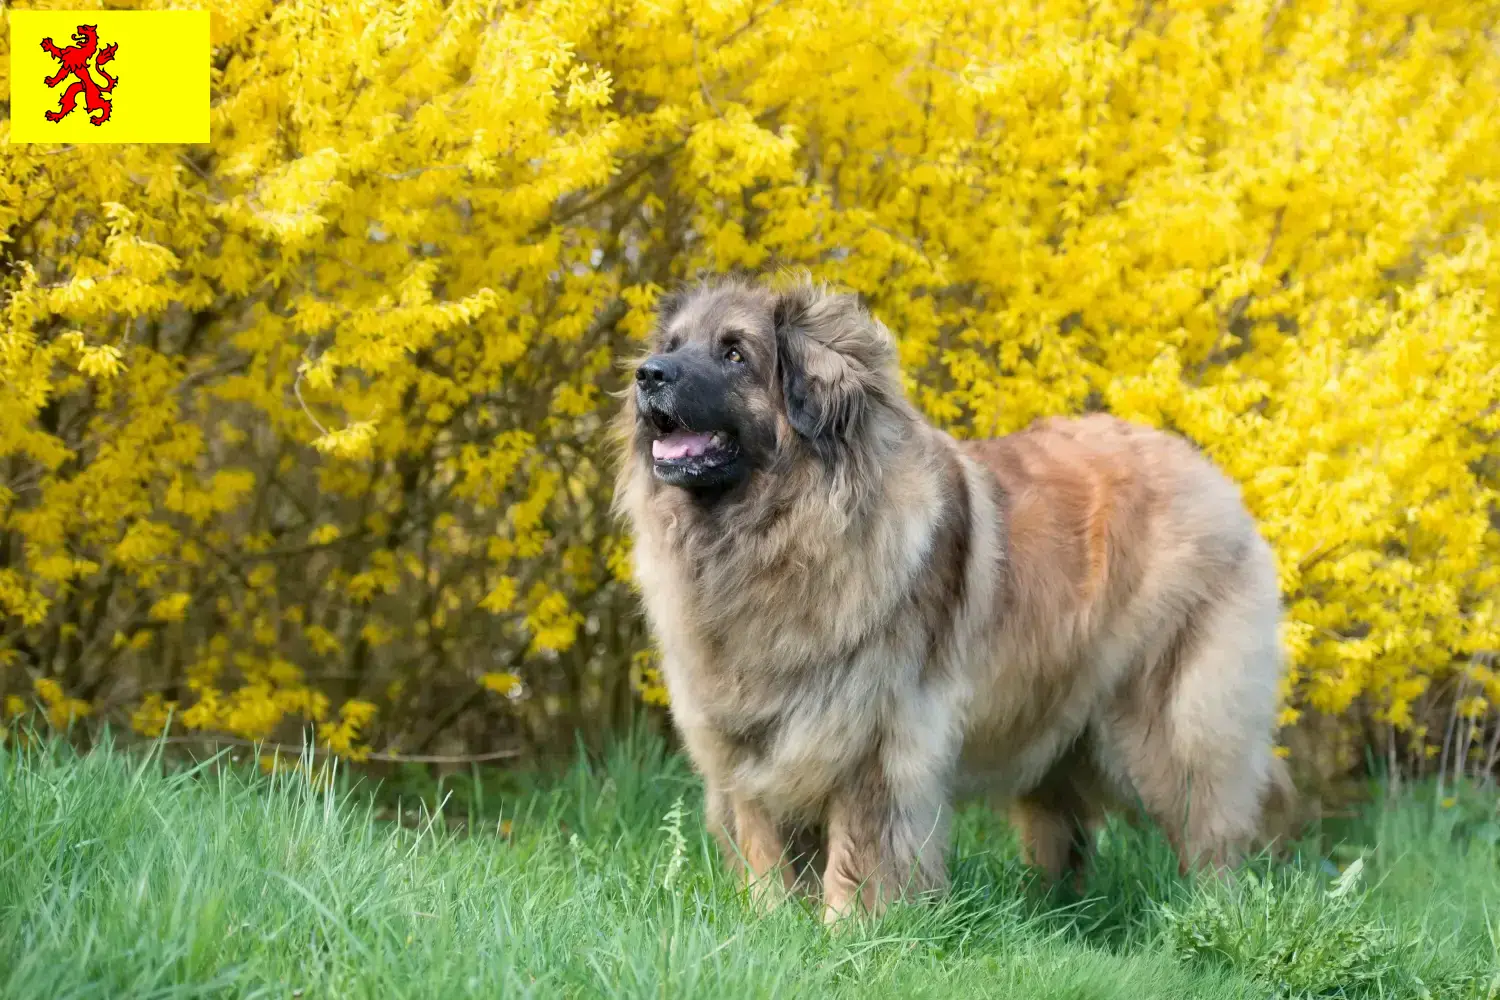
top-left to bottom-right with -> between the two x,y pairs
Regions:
2,727 -> 1498,1000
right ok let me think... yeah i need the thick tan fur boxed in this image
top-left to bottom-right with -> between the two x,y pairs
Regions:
614,275 -> 1291,922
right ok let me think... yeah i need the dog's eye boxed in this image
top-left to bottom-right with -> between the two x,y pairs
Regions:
725,346 -> 744,365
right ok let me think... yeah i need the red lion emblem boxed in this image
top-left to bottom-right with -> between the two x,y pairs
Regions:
41,24 -> 119,126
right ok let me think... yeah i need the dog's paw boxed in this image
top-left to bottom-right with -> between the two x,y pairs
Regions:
822,900 -> 879,936
821,902 -> 851,928
746,871 -> 794,914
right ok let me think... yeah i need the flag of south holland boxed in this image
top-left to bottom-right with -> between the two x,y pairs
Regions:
8,9 -> 210,143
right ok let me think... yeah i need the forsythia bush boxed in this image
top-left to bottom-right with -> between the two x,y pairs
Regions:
2,0 -> 1498,777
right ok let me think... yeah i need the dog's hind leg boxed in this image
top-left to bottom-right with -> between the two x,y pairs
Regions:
1007,741 -> 1108,889
1099,557 -> 1284,875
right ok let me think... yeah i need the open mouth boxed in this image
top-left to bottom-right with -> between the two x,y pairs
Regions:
640,397 -> 744,489
651,428 -> 739,472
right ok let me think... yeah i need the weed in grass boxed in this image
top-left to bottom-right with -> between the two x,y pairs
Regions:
1157,857 -> 1402,995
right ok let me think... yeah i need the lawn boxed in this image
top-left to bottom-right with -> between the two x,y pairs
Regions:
2,728 -> 1497,999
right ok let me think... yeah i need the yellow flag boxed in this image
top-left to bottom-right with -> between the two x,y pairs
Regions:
8,10 -> 209,144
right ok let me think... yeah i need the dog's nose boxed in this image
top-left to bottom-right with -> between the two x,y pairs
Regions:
635,355 -> 680,391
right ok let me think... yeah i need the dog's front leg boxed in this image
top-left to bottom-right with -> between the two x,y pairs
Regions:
703,781 -> 737,863
723,792 -> 796,909
821,757 -> 951,924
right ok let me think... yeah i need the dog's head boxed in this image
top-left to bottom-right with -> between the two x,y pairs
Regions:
627,276 -> 903,495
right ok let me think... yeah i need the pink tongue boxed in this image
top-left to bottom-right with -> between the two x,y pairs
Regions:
653,431 -> 715,461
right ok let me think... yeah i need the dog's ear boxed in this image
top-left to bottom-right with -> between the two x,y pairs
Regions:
773,283 -> 897,448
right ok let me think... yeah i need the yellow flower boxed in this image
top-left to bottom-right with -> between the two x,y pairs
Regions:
130,693 -> 178,738
481,672 -> 522,697
76,344 -> 126,379
317,699 -> 378,761
311,420 -> 379,462
629,649 -> 670,708
148,593 -> 192,623
479,577 -> 519,615
32,678 -> 91,729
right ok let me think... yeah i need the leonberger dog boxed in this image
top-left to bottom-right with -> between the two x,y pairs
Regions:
614,274 -> 1292,922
